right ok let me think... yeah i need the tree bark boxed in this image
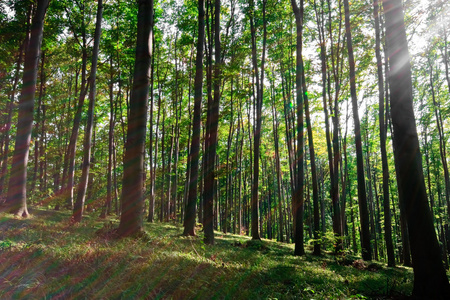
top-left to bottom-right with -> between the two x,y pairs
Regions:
314,0 -> 341,248
183,0 -> 205,236
383,0 -> 450,297
101,56 -> 116,218
202,0 -> 221,245
302,61 -> 320,255
428,58 -> 450,220
147,33 -> 156,222
248,0 -> 267,241
343,0 -> 372,260
271,80 -> 284,243
373,0 -> 395,267
72,0 -> 103,223
291,0 -> 305,256
118,0 -> 154,237
64,1 -> 91,209
5,0 -> 49,217
32,51 -> 46,193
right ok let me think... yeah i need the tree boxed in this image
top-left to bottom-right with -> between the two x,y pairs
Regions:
313,0 -> 342,251
72,0 -> 103,223
383,0 -> 450,297
201,0 -> 221,245
343,0 -> 371,260
183,0 -> 205,237
302,62 -> 320,256
291,0 -> 305,256
248,0 -> 267,241
0,3 -> 31,197
118,0 -> 154,237
4,0 -> 50,217
61,0 -> 96,210
373,0 -> 394,267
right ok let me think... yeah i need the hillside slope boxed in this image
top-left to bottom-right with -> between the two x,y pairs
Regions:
0,207 -> 414,299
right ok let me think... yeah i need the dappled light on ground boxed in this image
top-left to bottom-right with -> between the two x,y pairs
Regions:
0,207 -> 415,299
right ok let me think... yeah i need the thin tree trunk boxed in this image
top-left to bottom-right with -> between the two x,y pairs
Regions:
271,79 -> 284,243
428,58 -> 450,219
171,62 -> 181,222
365,130 -> 378,260
203,0 -> 221,245
101,56 -> 115,218
160,109 -> 166,222
40,98 -> 47,193
302,62 -> 320,255
373,0 -> 394,267
443,24 -> 450,95
248,0 -> 267,241
166,125 -> 174,222
225,89 -> 234,233
344,0 -> 372,260
314,0 -> 341,248
73,0 -> 103,223
181,43 -> 194,224
183,0 -> 205,236
32,51 -> 46,193
65,2 -> 91,209
147,34 -> 156,222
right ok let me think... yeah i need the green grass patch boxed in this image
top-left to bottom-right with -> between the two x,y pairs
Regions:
0,207 -> 418,299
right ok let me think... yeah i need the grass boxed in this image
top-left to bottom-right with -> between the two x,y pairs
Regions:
0,207 -> 416,299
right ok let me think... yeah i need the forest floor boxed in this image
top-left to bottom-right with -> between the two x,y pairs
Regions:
0,207 -> 420,299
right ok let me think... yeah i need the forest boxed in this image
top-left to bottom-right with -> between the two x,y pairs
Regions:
0,0 -> 450,298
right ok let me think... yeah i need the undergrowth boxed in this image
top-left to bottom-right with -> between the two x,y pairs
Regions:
0,207 -> 417,299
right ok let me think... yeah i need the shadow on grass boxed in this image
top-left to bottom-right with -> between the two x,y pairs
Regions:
0,207 -> 414,299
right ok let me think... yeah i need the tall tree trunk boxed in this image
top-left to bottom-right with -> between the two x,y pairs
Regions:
383,0 -> 450,297
203,0 -> 221,245
373,0 -> 395,267
248,0 -> 267,241
314,0 -> 341,247
443,24 -> 450,95
0,98 -> 13,197
302,61 -> 320,255
60,65 -> 79,201
171,54 -> 181,222
428,58 -> 450,219
343,0 -> 372,260
65,1 -> 91,209
183,0 -> 205,236
328,0 -> 345,251
72,0 -> 103,223
225,88 -> 234,233
147,34 -> 156,222
118,0 -> 154,237
152,59 -> 163,222
340,105 -> 350,248
181,44 -> 194,225
271,80 -> 284,243
32,51 -> 46,193
160,108 -> 166,222
365,130 -> 378,260
0,3 -> 32,197
40,98 -> 47,194
291,0 -> 305,256
101,56 -> 115,218
165,125 -> 174,222
5,0 -> 49,217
